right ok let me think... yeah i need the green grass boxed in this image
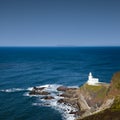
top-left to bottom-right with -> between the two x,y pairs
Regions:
81,84 -> 109,99
111,96 -> 120,111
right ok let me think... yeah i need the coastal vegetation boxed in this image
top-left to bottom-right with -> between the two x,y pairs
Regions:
80,83 -> 109,99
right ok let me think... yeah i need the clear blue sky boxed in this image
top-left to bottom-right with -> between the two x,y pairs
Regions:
0,0 -> 120,46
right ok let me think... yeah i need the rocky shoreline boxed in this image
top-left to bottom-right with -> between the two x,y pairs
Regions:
29,72 -> 120,120
29,83 -> 110,119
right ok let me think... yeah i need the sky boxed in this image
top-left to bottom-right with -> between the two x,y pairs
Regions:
0,0 -> 120,46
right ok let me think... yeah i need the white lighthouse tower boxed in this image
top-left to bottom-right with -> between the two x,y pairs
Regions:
87,72 -> 99,85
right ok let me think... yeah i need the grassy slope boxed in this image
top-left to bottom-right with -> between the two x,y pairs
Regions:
81,84 -> 109,99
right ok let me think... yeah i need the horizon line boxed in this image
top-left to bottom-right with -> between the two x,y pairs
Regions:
0,45 -> 120,47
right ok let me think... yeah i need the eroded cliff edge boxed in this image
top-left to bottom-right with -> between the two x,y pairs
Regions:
29,72 -> 120,120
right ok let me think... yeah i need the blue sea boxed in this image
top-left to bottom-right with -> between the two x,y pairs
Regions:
0,47 -> 120,120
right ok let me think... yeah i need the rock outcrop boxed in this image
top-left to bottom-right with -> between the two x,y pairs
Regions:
57,86 -> 68,91
29,87 -> 50,95
41,96 -> 54,100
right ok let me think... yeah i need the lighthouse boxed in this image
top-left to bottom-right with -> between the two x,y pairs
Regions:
87,72 -> 99,85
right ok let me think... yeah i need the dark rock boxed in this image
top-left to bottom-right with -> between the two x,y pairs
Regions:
39,91 -> 50,95
29,90 -> 35,95
29,91 -> 50,95
57,86 -> 68,91
57,99 -> 65,103
69,110 -> 79,115
60,93 -> 66,97
41,96 -> 54,100
33,86 -> 45,91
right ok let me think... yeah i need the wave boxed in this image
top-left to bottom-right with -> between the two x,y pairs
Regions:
0,86 -> 34,93
0,88 -> 25,93
27,87 -> 33,91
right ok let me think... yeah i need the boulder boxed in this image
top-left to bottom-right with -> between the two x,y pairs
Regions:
29,91 -> 50,95
57,86 -> 68,91
33,86 -> 45,91
41,96 -> 54,100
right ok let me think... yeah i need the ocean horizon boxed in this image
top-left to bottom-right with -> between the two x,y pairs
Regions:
0,47 -> 120,120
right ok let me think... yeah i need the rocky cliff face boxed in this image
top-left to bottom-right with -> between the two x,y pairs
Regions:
78,72 -> 120,120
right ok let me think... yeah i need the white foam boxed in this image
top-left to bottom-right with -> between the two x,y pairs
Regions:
23,92 -> 30,96
32,103 -> 51,107
36,84 -> 50,88
47,99 -> 76,120
36,84 -> 61,92
39,84 -> 76,120
39,96 -> 76,120
27,87 -> 33,91
25,84 -> 77,120
0,88 -> 25,93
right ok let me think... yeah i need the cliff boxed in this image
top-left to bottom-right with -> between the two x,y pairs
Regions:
77,72 -> 120,120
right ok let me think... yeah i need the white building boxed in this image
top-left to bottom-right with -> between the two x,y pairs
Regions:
87,72 -> 99,85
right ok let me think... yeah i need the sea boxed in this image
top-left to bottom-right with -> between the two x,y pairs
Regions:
0,47 -> 120,120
